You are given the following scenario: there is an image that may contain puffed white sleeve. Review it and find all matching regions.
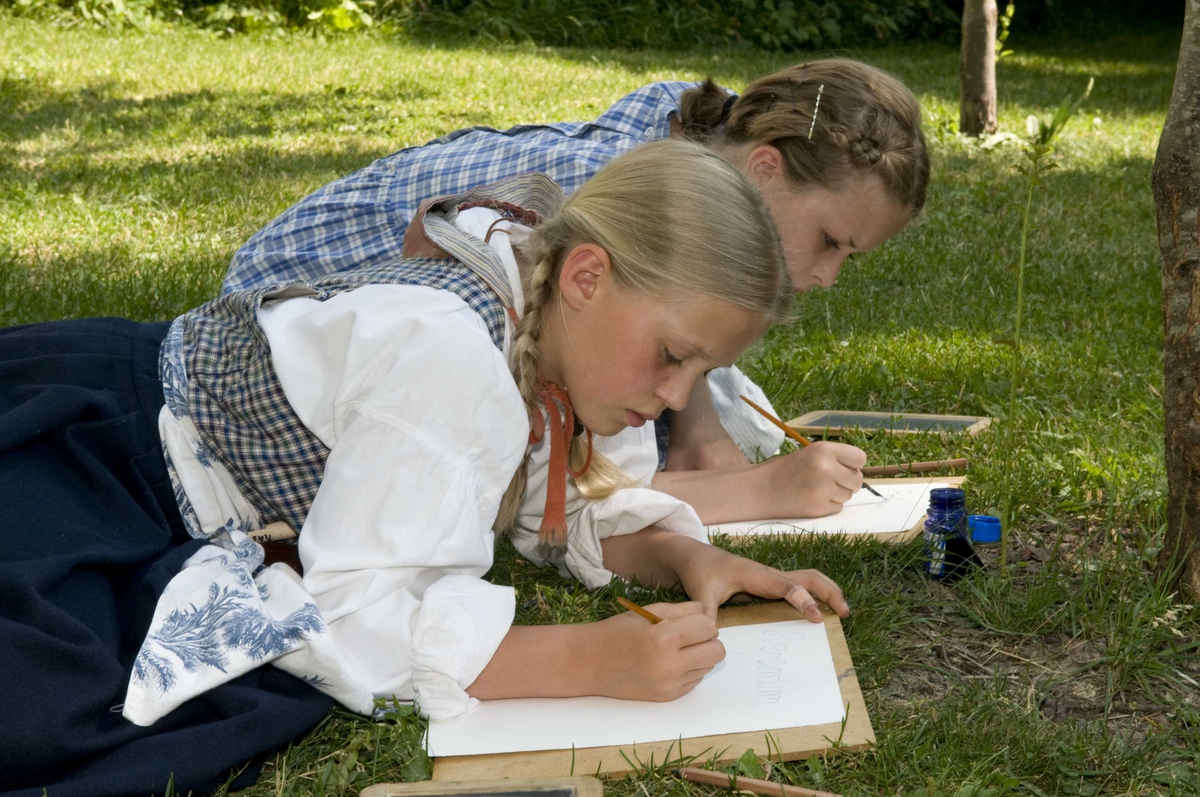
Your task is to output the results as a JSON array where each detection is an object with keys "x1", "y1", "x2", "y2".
[
  {"x1": 706, "y1": 364, "x2": 786, "y2": 461},
  {"x1": 509, "y1": 421, "x2": 709, "y2": 589},
  {"x1": 260, "y1": 284, "x2": 529, "y2": 720}
]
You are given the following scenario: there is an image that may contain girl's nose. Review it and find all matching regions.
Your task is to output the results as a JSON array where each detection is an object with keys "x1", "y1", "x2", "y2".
[
  {"x1": 812, "y1": 255, "x2": 845, "y2": 288},
  {"x1": 656, "y1": 375, "x2": 693, "y2": 412}
]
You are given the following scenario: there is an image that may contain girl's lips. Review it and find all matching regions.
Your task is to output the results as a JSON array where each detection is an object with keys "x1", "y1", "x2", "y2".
[{"x1": 625, "y1": 410, "x2": 647, "y2": 428}]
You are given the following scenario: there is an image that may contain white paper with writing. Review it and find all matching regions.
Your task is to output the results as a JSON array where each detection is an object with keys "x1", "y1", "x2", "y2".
[
  {"x1": 426, "y1": 620, "x2": 844, "y2": 757},
  {"x1": 706, "y1": 481, "x2": 949, "y2": 538}
]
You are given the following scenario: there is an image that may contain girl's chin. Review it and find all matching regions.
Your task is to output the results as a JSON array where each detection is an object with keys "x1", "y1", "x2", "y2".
[{"x1": 575, "y1": 411, "x2": 628, "y2": 438}]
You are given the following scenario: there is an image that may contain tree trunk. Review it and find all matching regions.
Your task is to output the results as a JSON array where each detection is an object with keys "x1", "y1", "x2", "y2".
[
  {"x1": 959, "y1": 0, "x2": 998, "y2": 136},
  {"x1": 1154, "y1": 0, "x2": 1200, "y2": 603}
]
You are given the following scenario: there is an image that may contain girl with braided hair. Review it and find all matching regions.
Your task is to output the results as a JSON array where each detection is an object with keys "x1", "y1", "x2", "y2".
[
  {"x1": 227, "y1": 58, "x2": 930, "y2": 527},
  {"x1": 0, "y1": 140, "x2": 848, "y2": 796},
  {"x1": 652, "y1": 59, "x2": 928, "y2": 523}
]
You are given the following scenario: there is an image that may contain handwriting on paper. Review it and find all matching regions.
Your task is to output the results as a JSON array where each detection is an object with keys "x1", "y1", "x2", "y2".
[{"x1": 754, "y1": 628, "x2": 808, "y2": 705}]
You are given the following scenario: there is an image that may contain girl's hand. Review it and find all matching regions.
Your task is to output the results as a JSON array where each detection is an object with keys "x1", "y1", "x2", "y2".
[
  {"x1": 585, "y1": 601, "x2": 724, "y2": 702},
  {"x1": 760, "y1": 441, "x2": 867, "y2": 518},
  {"x1": 672, "y1": 540, "x2": 850, "y2": 624}
]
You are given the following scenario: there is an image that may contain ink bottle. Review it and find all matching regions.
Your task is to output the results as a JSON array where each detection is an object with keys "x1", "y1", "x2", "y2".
[{"x1": 923, "y1": 487, "x2": 981, "y2": 582}]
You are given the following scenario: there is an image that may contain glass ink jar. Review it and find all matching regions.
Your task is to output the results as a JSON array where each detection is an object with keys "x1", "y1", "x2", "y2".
[{"x1": 923, "y1": 487, "x2": 981, "y2": 581}]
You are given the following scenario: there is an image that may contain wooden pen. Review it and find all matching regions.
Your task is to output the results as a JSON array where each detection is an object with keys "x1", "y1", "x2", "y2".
[
  {"x1": 615, "y1": 596, "x2": 662, "y2": 624},
  {"x1": 739, "y1": 396, "x2": 884, "y2": 499}
]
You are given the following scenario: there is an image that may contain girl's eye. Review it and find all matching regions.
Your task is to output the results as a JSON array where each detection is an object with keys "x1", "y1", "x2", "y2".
[
  {"x1": 662, "y1": 348, "x2": 684, "y2": 367},
  {"x1": 823, "y1": 232, "x2": 841, "y2": 250}
]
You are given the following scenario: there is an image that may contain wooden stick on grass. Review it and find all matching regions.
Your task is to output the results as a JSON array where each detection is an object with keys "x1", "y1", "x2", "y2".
[
  {"x1": 676, "y1": 766, "x2": 842, "y2": 797},
  {"x1": 860, "y1": 458, "x2": 969, "y2": 477}
]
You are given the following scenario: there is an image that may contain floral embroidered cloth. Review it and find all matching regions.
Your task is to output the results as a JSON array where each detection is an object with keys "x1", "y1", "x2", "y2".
[{"x1": 124, "y1": 529, "x2": 375, "y2": 726}]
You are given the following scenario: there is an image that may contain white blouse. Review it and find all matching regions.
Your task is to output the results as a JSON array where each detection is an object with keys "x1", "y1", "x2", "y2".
[{"x1": 135, "y1": 208, "x2": 726, "y2": 726}]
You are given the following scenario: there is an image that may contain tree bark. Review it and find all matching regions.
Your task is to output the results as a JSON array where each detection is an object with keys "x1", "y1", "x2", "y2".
[
  {"x1": 1153, "y1": 0, "x2": 1200, "y2": 603},
  {"x1": 959, "y1": 0, "x2": 998, "y2": 136}
]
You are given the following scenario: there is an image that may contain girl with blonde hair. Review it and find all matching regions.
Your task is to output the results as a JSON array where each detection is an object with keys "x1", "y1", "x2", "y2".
[
  {"x1": 227, "y1": 58, "x2": 930, "y2": 526},
  {"x1": 0, "y1": 140, "x2": 847, "y2": 796}
]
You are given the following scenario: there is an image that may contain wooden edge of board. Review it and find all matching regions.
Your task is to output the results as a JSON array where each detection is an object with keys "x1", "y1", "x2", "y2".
[
  {"x1": 362, "y1": 777, "x2": 604, "y2": 797},
  {"x1": 787, "y1": 411, "x2": 992, "y2": 438},
  {"x1": 714, "y1": 475, "x2": 966, "y2": 546},
  {"x1": 431, "y1": 605, "x2": 873, "y2": 781}
]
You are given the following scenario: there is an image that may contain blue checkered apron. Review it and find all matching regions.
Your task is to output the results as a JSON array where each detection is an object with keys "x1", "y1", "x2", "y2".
[{"x1": 172, "y1": 173, "x2": 564, "y2": 533}]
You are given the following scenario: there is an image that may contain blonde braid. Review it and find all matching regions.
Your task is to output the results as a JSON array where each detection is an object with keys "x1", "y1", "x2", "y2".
[
  {"x1": 494, "y1": 221, "x2": 633, "y2": 534},
  {"x1": 493, "y1": 241, "x2": 556, "y2": 533}
]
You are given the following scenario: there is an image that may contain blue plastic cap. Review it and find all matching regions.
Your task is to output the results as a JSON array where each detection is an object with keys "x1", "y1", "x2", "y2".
[{"x1": 968, "y1": 515, "x2": 1002, "y2": 543}]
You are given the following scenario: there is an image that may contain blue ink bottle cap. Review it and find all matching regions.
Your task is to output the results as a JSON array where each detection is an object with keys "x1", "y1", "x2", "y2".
[{"x1": 968, "y1": 515, "x2": 1002, "y2": 544}]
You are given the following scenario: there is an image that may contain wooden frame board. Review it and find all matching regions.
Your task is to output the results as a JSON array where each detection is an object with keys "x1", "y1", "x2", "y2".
[
  {"x1": 431, "y1": 603, "x2": 873, "y2": 781},
  {"x1": 788, "y1": 411, "x2": 992, "y2": 438},
  {"x1": 362, "y1": 776, "x2": 603, "y2": 797},
  {"x1": 716, "y1": 475, "x2": 966, "y2": 546}
]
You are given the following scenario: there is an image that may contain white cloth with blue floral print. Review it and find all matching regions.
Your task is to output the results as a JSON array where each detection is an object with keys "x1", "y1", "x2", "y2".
[{"x1": 124, "y1": 530, "x2": 365, "y2": 724}]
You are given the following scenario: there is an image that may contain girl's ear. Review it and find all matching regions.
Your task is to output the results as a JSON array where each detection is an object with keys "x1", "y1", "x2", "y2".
[
  {"x1": 558, "y1": 244, "x2": 611, "y2": 310},
  {"x1": 744, "y1": 144, "x2": 786, "y2": 189}
]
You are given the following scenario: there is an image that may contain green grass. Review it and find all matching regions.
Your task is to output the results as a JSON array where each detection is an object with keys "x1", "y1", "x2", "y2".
[{"x1": 3, "y1": 16, "x2": 1199, "y2": 797}]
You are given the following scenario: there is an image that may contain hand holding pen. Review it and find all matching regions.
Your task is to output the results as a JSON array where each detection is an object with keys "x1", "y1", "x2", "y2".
[{"x1": 740, "y1": 396, "x2": 884, "y2": 500}]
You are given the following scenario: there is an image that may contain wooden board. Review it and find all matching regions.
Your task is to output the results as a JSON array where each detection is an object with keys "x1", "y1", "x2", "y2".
[
  {"x1": 788, "y1": 411, "x2": 992, "y2": 438},
  {"x1": 431, "y1": 603, "x2": 873, "y2": 781},
  {"x1": 362, "y1": 777, "x2": 603, "y2": 797},
  {"x1": 715, "y1": 475, "x2": 965, "y2": 546}
]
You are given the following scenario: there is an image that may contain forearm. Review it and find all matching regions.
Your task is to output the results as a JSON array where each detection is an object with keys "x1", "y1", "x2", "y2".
[
  {"x1": 599, "y1": 526, "x2": 704, "y2": 588},
  {"x1": 662, "y1": 378, "x2": 749, "y2": 472},
  {"x1": 466, "y1": 624, "x2": 594, "y2": 699},
  {"x1": 654, "y1": 445, "x2": 863, "y2": 524},
  {"x1": 651, "y1": 465, "x2": 769, "y2": 525}
]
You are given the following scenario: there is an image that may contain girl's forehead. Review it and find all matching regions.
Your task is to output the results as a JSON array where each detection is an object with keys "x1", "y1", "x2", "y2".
[
  {"x1": 781, "y1": 175, "x2": 909, "y2": 244},
  {"x1": 630, "y1": 294, "x2": 768, "y2": 351}
]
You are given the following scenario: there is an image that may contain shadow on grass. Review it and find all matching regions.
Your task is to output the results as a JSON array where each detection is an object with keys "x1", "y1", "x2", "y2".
[
  {"x1": 5, "y1": 140, "x2": 392, "y2": 211},
  {"x1": 0, "y1": 242, "x2": 227, "y2": 325},
  {"x1": 396, "y1": 26, "x2": 1177, "y2": 117},
  {"x1": 0, "y1": 31, "x2": 1174, "y2": 175},
  {"x1": 0, "y1": 74, "x2": 440, "y2": 147}
]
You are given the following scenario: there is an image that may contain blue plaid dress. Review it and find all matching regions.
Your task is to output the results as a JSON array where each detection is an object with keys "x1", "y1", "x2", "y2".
[{"x1": 222, "y1": 81, "x2": 696, "y2": 294}]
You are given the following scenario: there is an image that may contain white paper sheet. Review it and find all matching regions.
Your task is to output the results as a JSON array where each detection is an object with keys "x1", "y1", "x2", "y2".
[
  {"x1": 706, "y1": 481, "x2": 949, "y2": 538},
  {"x1": 426, "y1": 619, "x2": 845, "y2": 758}
]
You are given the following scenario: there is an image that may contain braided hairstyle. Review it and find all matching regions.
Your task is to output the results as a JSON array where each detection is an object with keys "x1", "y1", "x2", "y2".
[
  {"x1": 493, "y1": 139, "x2": 793, "y2": 533},
  {"x1": 677, "y1": 59, "x2": 929, "y2": 215}
]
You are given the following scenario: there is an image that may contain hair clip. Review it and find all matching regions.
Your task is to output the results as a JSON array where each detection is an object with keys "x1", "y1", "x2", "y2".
[
  {"x1": 808, "y1": 83, "x2": 825, "y2": 139},
  {"x1": 766, "y1": 93, "x2": 776, "y2": 113}
]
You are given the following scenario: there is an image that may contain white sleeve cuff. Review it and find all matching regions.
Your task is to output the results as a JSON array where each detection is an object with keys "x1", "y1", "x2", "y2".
[
  {"x1": 410, "y1": 575, "x2": 516, "y2": 721},
  {"x1": 514, "y1": 487, "x2": 709, "y2": 590},
  {"x1": 707, "y1": 365, "x2": 786, "y2": 460}
]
